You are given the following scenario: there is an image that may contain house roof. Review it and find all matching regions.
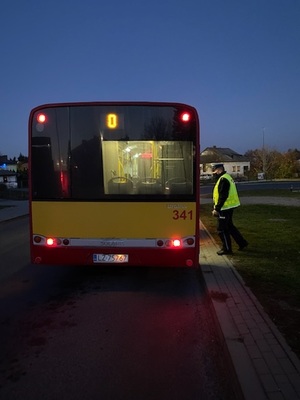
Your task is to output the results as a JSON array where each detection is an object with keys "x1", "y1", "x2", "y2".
[
  {"x1": 0, "y1": 155, "x2": 8, "y2": 164},
  {"x1": 0, "y1": 155, "x2": 17, "y2": 167},
  {"x1": 200, "y1": 146, "x2": 249, "y2": 164}
]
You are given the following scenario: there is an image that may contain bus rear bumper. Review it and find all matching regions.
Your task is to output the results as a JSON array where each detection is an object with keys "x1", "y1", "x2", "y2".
[{"x1": 31, "y1": 247, "x2": 199, "y2": 268}]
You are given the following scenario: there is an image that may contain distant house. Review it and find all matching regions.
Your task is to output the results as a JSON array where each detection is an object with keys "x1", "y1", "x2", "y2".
[
  {"x1": 0, "y1": 155, "x2": 18, "y2": 172},
  {"x1": 0, "y1": 155, "x2": 18, "y2": 188},
  {"x1": 200, "y1": 146, "x2": 250, "y2": 179},
  {"x1": 0, "y1": 170, "x2": 18, "y2": 189}
]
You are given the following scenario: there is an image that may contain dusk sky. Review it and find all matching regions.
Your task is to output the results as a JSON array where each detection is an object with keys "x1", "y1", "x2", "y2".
[{"x1": 1, "y1": 0, "x2": 299, "y2": 159}]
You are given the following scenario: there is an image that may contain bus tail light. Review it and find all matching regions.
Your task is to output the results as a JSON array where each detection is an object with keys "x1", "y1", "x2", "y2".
[
  {"x1": 46, "y1": 238, "x2": 55, "y2": 246},
  {"x1": 46, "y1": 238, "x2": 61, "y2": 246},
  {"x1": 156, "y1": 237, "x2": 194, "y2": 248},
  {"x1": 33, "y1": 235, "x2": 69, "y2": 247},
  {"x1": 164, "y1": 239, "x2": 182, "y2": 248},
  {"x1": 172, "y1": 239, "x2": 181, "y2": 247},
  {"x1": 156, "y1": 239, "x2": 181, "y2": 248}
]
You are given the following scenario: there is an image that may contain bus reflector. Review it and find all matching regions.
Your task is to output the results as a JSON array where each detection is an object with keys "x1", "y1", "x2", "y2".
[{"x1": 186, "y1": 259, "x2": 193, "y2": 267}]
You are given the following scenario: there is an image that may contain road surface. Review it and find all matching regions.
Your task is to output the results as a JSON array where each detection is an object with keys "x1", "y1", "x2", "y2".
[{"x1": 0, "y1": 217, "x2": 237, "y2": 400}]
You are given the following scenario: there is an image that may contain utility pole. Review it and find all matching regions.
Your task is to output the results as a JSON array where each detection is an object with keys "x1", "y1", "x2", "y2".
[{"x1": 262, "y1": 127, "x2": 266, "y2": 178}]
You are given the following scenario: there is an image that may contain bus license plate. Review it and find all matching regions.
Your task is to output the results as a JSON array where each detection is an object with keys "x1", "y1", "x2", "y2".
[{"x1": 93, "y1": 254, "x2": 129, "y2": 263}]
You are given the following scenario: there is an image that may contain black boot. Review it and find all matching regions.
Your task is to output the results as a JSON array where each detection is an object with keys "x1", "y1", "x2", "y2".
[
  {"x1": 238, "y1": 241, "x2": 248, "y2": 251},
  {"x1": 217, "y1": 249, "x2": 233, "y2": 256}
]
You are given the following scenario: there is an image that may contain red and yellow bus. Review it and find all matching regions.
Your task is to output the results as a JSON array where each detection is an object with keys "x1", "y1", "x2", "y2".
[{"x1": 29, "y1": 102, "x2": 200, "y2": 267}]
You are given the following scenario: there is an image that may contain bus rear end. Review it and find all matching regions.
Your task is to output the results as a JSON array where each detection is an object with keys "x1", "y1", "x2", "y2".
[{"x1": 29, "y1": 102, "x2": 200, "y2": 267}]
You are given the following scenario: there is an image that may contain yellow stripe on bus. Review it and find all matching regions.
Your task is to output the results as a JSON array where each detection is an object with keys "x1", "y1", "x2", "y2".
[{"x1": 32, "y1": 202, "x2": 197, "y2": 238}]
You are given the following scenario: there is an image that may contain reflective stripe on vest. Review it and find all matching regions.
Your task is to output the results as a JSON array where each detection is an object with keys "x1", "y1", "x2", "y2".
[{"x1": 213, "y1": 173, "x2": 240, "y2": 210}]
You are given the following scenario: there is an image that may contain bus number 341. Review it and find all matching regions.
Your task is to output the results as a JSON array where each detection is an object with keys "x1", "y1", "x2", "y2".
[{"x1": 172, "y1": 210, "x2": 193, "y2": 220}]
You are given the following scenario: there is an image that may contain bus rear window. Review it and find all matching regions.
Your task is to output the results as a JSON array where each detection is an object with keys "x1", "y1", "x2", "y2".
[
  {"x1": 103, "y1": 141, "x2": 193, "y2": 195},
  {"x1": 30, "y1": 104, "x2": 197, "y2": 200}
]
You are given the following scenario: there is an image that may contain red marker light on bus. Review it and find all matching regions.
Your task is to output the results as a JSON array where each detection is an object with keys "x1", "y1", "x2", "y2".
[
  {"x1": 186, "y1": 259, "x2": 193, "y2": 267},
  {"x1": 37, "y1": 113, "x2": 47, "y2": 123},
  {"x1": 180, "y1": 112, "x2": 191, "y2": 122}
]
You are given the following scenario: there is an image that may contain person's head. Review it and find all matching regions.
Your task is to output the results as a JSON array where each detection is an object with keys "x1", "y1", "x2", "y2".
[{"x1": 211, "y1": 163, "x2": 225, "y2": 177}]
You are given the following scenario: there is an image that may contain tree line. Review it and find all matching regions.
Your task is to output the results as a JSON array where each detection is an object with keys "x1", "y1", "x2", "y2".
[{"x1": 245, "y1": 148, "x2": 300, "y2": 180}]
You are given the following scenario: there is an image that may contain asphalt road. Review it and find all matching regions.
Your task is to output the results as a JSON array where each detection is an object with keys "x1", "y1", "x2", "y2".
[
  {"x1": 0, "y1": 216, "x2": 29, "y2": 280},
  {"x1": 0, "y1": 217, "x2": 237, "y2": 400}
]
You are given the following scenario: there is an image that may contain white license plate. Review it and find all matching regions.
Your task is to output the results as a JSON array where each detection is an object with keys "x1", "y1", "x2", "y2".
[{"x1": 93, "y1": 254, "x2": 129, "y2": 263}]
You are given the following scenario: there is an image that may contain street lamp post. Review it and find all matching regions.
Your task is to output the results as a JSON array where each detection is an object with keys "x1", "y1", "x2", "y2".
[{"x1": 262, "y1": 127, "x2": 266, "y2": 177}]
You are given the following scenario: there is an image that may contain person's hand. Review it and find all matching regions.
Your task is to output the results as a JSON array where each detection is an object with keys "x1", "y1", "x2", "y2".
[{"x1": 212, "y1": 209, "x2": 219, "y2": 217}]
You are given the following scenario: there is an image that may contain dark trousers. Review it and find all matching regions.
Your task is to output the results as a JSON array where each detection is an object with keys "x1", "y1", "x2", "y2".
[{"x1": 217, "y1": 208, "x2": 246, "y2": 251}]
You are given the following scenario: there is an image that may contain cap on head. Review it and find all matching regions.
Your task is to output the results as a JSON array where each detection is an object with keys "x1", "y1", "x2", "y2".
[{"x1": 211, "y1": 163, "x2": 224, "y2": 173}]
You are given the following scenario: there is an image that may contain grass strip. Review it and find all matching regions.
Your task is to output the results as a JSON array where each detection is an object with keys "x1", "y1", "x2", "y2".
[{"x1": 200, "y1": 201, "x2": 300, "y2": 357}]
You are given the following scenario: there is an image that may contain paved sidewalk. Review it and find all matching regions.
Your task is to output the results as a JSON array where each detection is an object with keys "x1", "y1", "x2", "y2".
[
  {"x1": 0, "y1": 199, "x2": 29, "y2": 222},
  {"x1": 200, "y1": 220, "x2": 300, "y2": 400}
]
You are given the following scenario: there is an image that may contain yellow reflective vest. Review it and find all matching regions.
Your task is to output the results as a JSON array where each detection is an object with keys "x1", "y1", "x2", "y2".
[{"x1": 213, "y1": 173, "x2": 240, "y2": 210}]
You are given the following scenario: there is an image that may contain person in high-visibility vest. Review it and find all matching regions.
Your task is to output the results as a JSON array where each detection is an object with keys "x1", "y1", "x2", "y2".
[{"x1": 211, "y1": 163, "x2": 248, "y2": 255}]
